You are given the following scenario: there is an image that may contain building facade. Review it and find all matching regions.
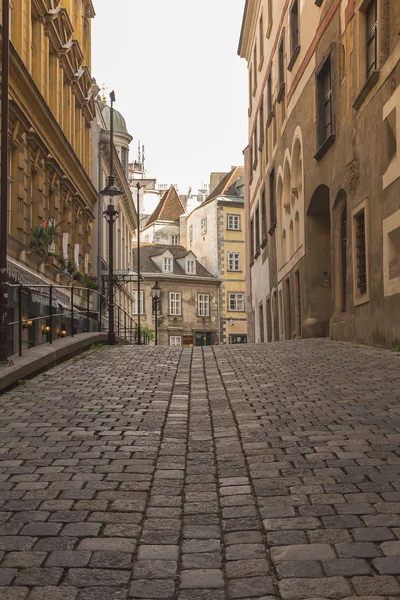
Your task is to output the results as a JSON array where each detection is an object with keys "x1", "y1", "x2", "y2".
[
  {"x1": 91, "y1": 97, "x2": 138, "y2": 324},
  {"x1": 185, "y1": 167, "x2": 248, "y2": 344},
  {"x1": 140, "y1": 186, "x2": 185, "y2": 247},
  {"x1": 5, "y1": 0, "x2": 98, "y2": 355},
  {"x1": 132, "y1": 245, "x2": 220, "y2": 346},
  {"x1": 239, "y1": 0, "x2": 400, "y2": 347}
]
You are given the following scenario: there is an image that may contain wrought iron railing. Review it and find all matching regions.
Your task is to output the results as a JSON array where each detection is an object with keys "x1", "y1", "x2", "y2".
[{"x1": 6, "y1": 283, "x2": 149, "y2": 358}]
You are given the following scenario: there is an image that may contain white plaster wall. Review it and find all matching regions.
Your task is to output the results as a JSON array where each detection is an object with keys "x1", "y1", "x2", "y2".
[{"x1": 186, "y1": 202, "x2": 219, "y2": 277}]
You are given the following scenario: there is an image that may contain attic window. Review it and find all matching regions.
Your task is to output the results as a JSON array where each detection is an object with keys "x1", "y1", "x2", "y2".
[
  {"x1": 186, "y1": 259, "x2": 196, "y2": 275},
  {"x1": 163, "y1": 257, "x2": 173, "y2": 273}
]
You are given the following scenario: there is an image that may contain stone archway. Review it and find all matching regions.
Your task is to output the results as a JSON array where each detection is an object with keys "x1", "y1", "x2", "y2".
[{"x1": 304, "y1": 184, "x2": 332, "y2": 337}]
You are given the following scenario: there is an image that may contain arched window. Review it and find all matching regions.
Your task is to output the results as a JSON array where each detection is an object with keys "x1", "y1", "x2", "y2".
[
  {"x1": 282, "y1": 229, "x2": 287, "y2": 265},
  {"x1": 289, "y1": 220, "x2": 294, "y2": 257},
  {"x1": 295, "y1": 211, "x2": 300, "y2": 250}
]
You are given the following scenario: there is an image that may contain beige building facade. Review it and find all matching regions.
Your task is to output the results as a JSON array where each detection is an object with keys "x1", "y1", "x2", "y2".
[
  {"x1": 239, "y1": 0, "x2": 400, "y2": 347},
  {"x1": 5, "y1": 0, "x2": 98, "y2": 355},
  {"x1": 185, "y1": 168, "x2": 248, "y2": 344},
  {"x1": 132, "y1": 245, "x2": 220, "y2": 346}
]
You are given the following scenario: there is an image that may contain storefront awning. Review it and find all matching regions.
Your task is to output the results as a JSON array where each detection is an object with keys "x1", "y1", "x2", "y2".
[{"x1": 7, "y1": 258, "x2": 71, "y2": 309}]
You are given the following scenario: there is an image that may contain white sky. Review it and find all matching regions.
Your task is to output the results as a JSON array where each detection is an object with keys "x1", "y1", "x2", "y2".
[{"x1": 91, "y1": 0, "x2": 248, "y2": 194}]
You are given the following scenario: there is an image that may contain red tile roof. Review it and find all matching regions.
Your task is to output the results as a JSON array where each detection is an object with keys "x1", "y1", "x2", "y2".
[{"x1": 146, "y1": 186, "x2": 185, "y2": 227}]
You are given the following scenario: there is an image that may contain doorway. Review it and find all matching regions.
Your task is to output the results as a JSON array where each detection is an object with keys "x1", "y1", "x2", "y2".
[
  {"x1": 306, "y1": 185, "x2": 332, "y2": 336},
  {"x1": 195, "y1": 332, "x2": 212, "y2": 346}
]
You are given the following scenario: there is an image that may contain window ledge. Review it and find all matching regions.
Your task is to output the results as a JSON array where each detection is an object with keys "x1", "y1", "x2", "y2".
[
  {"x1": 287, "y1": 46, "x2": 300, "y2": 72},
  {"x1": 260, "y1": 238, "x2": 268, "y2": 249},
  {"x1": 268, "y1": 222, "x2": 277, "y2": 235},
  {"x1": 314, "y1": 133, "x2": 336, "y2": 161},
  {"x1": 353, "y1": 70, "x2": 379, "y2": 111},
  {"x1": 266, "y1": 110, "x2": 274, "y2": 127},
  {"x1": 277, "y1": 82, "x2": 285, "y2": 104}
]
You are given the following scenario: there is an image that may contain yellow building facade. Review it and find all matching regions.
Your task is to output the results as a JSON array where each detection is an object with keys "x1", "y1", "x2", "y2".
[
  {"x1": 186, "y1": 167, "x2": 248, "y2": 344},
  {"x1": 4, "y1": 0, "x2": 98, "y2": 354}
]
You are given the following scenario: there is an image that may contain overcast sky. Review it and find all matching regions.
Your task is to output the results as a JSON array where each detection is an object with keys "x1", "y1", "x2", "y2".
[{"x1": 92, "y1": 0, "x2": 248, "y2": 194}]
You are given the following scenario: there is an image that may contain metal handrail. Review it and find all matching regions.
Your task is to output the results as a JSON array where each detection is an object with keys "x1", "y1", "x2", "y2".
[{"x1": 6, "y1": 282, "x2": 149, "y2": 357}]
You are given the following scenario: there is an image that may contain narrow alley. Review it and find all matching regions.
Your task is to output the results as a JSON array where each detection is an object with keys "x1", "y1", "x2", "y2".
[{"x1": 0, "y1": 340, "x2": 399, "y2": 599}]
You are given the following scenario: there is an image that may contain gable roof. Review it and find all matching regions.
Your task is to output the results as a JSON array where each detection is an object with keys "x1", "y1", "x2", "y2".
[
  {"x1": 133, "y1": 245, "x2": 215, "y2": 279},
  {"x1": 206, "y1": 166, "x2": 244, "y2": 203},
  {"x1": 145, "y1": 186, "x2": 185, "y2": 227}
]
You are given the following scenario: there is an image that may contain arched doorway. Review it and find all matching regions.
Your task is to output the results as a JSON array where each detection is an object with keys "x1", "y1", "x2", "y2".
[{"x1": 304, "y1": 185, "x2": 332, "y2": 337}]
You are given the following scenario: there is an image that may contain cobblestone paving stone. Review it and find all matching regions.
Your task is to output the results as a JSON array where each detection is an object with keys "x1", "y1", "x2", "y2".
[{"x1": 0, "y1": 339, "x2": 399, "y2": 599}]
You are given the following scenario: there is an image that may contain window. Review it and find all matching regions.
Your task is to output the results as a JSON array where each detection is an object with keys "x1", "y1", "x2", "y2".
[
  {"x1": 189, "y1": 226, "x2": 193, "y2": 243},
  {"x1": 267, "y1": 70, "x2": 273, "y2": 123},
  {"x1": 253, "y1": 44, "x2": 257, "y2": 90},
  {"x1": 259, "y1": 13, "x2": 264, "y2": 66},
  {"x1": 267, "y1": 0, "x2": 273, "y2": 38},
  {"x1": 261, "y1": 188, "x2": 267, "y2": 245},
  {"x1": 227, "y1": 252, "x2": 241, "y2": 271},
  {"x1": 229, "y1": 293, "x2": 245, "y2": 312},
  {"x1": 198, "y1": 294, "x2": 210, "y2": 317},
  {"x1": 255, "y1": 205, "x2": 260, "y2": 255},
  {"x1": 186, "y1": 259, "x2": 196, "y2": 274},
  {"x1": 278, "y1": 31, "x2": 285, "y2": 102},
  {"x1": 259, "y1": 99, "x2": 264, "y2": 149},
  {"x1": 171, "y1": 235, "x2": 179, "y2": 246},
  {"x1": 163, "y1": 257, "x2": 173, "y2": 273},
  {"x1": 366, "y1": 0, "x2": 377, "y2": 79},
  {"x1": 201, "y1": 218, "x2": 207, "y2": 235},
  {"x1": 170, "y1": 336, "x2": 182, "y2": 346},
  {"x1": 169, "y1": 292, "x2": 182, "y2": 315},
  {"x1": 288, "y1": 0, "x2": 300, "y2": 71},
  {"x1": 269, "y1": 167, "x2": 276, "y2": 233},
  {"x1": 355, "y1": 209, "x2": 367, "y2": 295},
  {"x1": 120, "y1": 147, "x2": 128, "y2": 175},
  {"x1": 74, "y1": 244, "x2": 79, "y2": 267},
  {"x1": 249, "y1": 67, "x2": 253, "y2": 112},
  {"x1": 227, "y1": 214, "x2": 241, "y2": 230},
  {"x1": 315, "y1": 51, "x2": 334, "y2": 157},
  {"x1": 250, "y1": 217, "x2": 255, "y2": 260},
  {"x1": 133, "y1": 291, "x2": 145, "y2": 315},
  {"x1": 253, "y1": 123, "x2": 258, "y2": 170}
]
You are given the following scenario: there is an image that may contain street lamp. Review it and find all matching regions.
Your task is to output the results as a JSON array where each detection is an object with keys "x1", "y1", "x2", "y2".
[
  {"x1": 152, "y1": 281, "x2": 162, "y2": 346},
  {"x1": 101, "y1": 91, "x2": 122, "y2": 346}
]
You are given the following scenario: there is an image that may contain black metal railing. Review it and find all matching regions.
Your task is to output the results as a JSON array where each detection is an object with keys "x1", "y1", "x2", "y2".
[{"x1": 6, "y1": 283, "x2": 149, "y2": 358}]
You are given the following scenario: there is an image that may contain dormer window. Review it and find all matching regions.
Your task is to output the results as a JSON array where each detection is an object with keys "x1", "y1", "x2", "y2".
[
  {"x1": 186, "y1": 259, "x2": 196, "y2": 275},
  {"x1": 163, "y1": 257, "x2": 173, "y2": 273}
]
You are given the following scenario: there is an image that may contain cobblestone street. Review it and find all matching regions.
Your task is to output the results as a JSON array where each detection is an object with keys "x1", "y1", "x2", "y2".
[{"x1": 0, "y1": 339, "x2": 399, "y2": 599}]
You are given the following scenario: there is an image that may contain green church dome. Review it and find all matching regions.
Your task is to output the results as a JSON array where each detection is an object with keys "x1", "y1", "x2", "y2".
[{"x1": 102, "y1": 104, "x2": 129, "y2": 135}]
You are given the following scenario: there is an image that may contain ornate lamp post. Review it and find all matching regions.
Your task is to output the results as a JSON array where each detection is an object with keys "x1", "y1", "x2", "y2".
[
  {"x1": 0, "y1": 0, "x2": 10, "y2": 363},
  {"x1": 152, "y1": 281, "x2": 161, "y2": 346},
  {"x1": 101, "y1": 91, "x2": 122, "y2": 346}
]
